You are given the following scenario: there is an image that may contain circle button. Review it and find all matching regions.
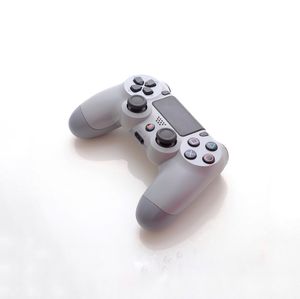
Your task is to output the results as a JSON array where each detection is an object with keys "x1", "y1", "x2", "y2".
[
  {"x1": 156, "y1": 128, "x2": 177, "y2": 148},
  {"x1": 127, "y1": 95, "x2": 147, "y2": 113},
  {"x1": 184, "y1": 150, "x2": 197, "y2": 160},
  {"x1": 188, "y1": 137, "x2": 200, "y2": 147},
  {"x1": 202, "y1": 154, "x2": 215, "y2": 164},
  {"x1": 205, "y1": 142, "x2": 218, "y2": 151}
]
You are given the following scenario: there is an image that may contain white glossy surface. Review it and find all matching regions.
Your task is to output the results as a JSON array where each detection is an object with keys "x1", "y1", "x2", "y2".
[{"x1": 0, "y1": 1, "x2": 300, "y2": 298}]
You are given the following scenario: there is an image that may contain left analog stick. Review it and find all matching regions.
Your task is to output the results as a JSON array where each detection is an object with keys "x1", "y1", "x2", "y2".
[{"x1": 127, "y1": 95, "x2": 147, "y2": 113}]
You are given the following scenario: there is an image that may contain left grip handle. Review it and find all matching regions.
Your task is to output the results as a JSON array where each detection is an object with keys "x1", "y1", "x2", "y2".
[{"x1": 69, "y1": 84, "x2": 128, "y2": 138}]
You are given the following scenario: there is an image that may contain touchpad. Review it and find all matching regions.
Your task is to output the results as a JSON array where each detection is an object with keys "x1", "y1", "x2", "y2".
[{"x1": 152, "y1": 96, "x2": 204, "y2": 136}]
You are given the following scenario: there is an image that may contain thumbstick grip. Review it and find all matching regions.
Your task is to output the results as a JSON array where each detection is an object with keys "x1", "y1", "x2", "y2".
[
  {"x1": 127, "y1": 95, "x2": 147, "y2": 113},
  {"x1": 156, "y1": 128, "x2": 177, "y2": 148}
]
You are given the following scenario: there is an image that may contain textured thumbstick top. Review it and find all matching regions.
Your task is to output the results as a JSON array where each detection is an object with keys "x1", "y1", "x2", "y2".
[
  {"x1": 156, "y1": 128, "x2": 177, "y2": 148},
  {"x1": 127, "y1": 95, "x2": 147, "y2": 113}
]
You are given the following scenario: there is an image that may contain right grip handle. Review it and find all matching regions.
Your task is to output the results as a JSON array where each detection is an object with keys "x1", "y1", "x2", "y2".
[{"x1": 136, "y1": 149, "x2": 228, "y2": 230}]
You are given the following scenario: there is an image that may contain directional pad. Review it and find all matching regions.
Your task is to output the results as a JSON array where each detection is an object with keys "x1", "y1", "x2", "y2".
[{"x1": 130, "y1": 77, "x2": 157, "y2": 96}]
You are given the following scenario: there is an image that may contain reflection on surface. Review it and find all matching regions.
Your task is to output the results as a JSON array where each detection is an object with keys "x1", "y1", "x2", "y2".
[{"x1": 73, "y1": 128, "x2": 158, "y2": 187}]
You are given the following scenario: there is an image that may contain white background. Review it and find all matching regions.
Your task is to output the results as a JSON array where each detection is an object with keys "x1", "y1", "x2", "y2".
[{"x1": 0, "y1": 0, "x2": 300, "y2": 298}]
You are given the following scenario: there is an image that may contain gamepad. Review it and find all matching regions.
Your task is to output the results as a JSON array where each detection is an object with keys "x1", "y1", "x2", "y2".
[{"x1": 69, "y1": 75, "x2": 229, "y2": 230}]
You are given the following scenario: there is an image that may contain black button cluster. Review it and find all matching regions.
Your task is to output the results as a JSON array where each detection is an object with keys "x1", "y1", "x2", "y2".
[{"x1": 130, "y1": 77, "x2": 157, "y2": 96}]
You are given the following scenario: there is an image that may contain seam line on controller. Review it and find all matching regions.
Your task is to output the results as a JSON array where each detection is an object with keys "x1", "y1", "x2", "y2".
[
  {"x1": 79, "y1": 106, "x2": 118, "y2": 132},
  {"x1": 143, "y1": 195, "x2": 175, "y2": 216}
]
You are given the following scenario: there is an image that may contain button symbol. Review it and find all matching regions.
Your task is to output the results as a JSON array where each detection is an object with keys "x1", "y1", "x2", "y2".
[
  {"x1": 205, "y1": 142, "x2": 218, "y2": 151},
  {"x1": 202, "y1": 154, "x2": 215, "y2": 164},
  {"x1": 184, "y1": 150, "x2": 197, "y2": 160},
  {"x1": 188, "y1": 137, "x2": 200, "y2": 147}
]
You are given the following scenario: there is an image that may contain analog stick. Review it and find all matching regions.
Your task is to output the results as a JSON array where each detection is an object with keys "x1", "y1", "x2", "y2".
[
  {"x1": 156, "y1": 128, "x2": 177, "y2": 148},
  {"x1": 127, "y1": 95, "x2": 147, "y2": 113}
]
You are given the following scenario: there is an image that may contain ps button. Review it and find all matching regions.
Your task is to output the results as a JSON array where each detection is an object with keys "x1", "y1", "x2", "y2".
[
  {"x1": 133, "y1": 76, "x2": 144, "y2": 85},
  {"x1": 143, "y1": 87, "x2": 154, "y2": 95},
  {"x1": 145, "y1": 79, "x2": 156, "y2": 88},
  {"x1": 188, "y1": 137, "x2": 200, "y2": 147},
  {"x1": 145, "y1": 123, "x2": 155, "y2": 132},
  {"x1": 184, "y1": 150, "x2": 197, "y2": 160},
  {"x1": 130, "y1": 84, "x2": 142, "y2": 93},
  {"x1": 205, "y1": 142, "x2": 218, "y2": 151},
  {"x1": 202, "y1": 154, "x2": 215, "y2": 164},
  {"x1": 161, "y1": 90, "x2": 170, "y2": 96},
  {"x1": 199, "y1": 131, "x2": 209, "y2": 137}
]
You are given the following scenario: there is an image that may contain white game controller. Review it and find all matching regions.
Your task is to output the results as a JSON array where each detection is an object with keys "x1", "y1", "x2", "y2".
[{"x1": 69, "y1": 75, "x2": 229, "y2": 230}]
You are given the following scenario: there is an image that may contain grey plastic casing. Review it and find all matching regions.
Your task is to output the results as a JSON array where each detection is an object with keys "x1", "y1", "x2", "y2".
[{"x1": 69, "y1": 75, "x2": 229, "y2": 230}]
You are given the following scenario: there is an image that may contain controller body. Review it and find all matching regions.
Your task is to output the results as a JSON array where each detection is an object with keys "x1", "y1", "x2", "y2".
[{"x1": 69, "y1": 75, "x2": 229, "y2": 230}]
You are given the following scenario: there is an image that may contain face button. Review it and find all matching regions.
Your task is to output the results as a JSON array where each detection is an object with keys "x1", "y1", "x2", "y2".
[
  {"x1": 205, "y1": 142, "x2": 218, "y2": 151},
  {"x1": 130, "y1": 84, "x2": 142, "y2": 93},
  {"x1": 188, "y1": 137, "x2": 200, "y2": 147},
  {"x1": 143, "y1": 87, "x2": 154, "y2": 95},
  {"x1": 156, "y1": 128, "x2": 177, "y2": 148},
  {"x1": 184, "y1": 149, "x2": 197, "y2": 160},
  {"x1": 161, "y1": 90, "x2": 170, "y2": 96},
  {"x1": 145, "y1": 123, "x2": 155, "y2": 132},
  {"x1": 199, "y1": 131, "x2": 209, "y2": 137},
  {"x1": 202, "y1": 153, "x2": 215, "y2": 164},
  {"x1": 145, "y1": 79, "x2": 156, "y2": 88},
  {"x1": 133, "y1": 76, "x2": 144, "y2": 85},
  {"x1": 127, "y1": 95, "x2": 147, "y2": 113}
]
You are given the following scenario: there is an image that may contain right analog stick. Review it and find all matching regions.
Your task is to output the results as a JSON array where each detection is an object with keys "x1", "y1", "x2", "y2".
[
  {"x1": 127, "y1": 95, "x2": 147, "y2": 113},
  {"x1": 156, "y1": 128, "x2": 177, "y2": 148}
]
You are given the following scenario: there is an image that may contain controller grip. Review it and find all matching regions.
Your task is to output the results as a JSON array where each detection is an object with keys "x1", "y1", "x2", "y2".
[
  {"x1": 69, "y1": 84, "x2": 128, "y2": 138},
  {"x1": 136, "y1": 150, "x2": 228, "y2": 230}
]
